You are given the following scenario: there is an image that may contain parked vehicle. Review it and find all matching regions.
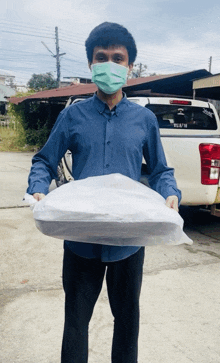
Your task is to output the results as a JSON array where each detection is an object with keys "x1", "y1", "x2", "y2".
[{"x1": 56, "y1": 96, "x2": 220, "y2": 217}]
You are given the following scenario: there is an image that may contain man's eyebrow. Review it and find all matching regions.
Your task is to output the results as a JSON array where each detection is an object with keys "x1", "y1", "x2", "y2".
[
  {"x1": 95, "y1": 50, "x2": 125, "y2": 56},
  {"x1": 95, "y1": 51, "x2": 106, "y2": 55},
  {"x1": 94, "y1": 51, "x2": 107, "y2": 57},
  {"x1": 113, "y1": 53, "x2": 125, "y2": 57}
]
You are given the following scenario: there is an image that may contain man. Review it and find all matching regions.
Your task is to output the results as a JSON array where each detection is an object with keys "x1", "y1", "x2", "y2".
[{"x1": 27, "y1": 22, "x2": 181, "y2": 363}]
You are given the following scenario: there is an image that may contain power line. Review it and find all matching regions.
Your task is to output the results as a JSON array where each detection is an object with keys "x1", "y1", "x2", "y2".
[
  {"x1": 2, "y1": 29, "x2": 85, "y2": 47},
  {"x1": 2, "y1": 30, "x2": 55, "y2": 40},
  {"x1": 3, "y1": 20, "x2": 218, "y2": 66},
  {"x1": 0, "y1": 18, "x2": 56, "y2": 33},
  {"x1": 1, "y1": 49, "x2": 48, "y2": 55},
  {"x1": 59, "y1": 30, "x2": 86, "y2": 42},
  {"x1": 3, "y1": 23, "x2": 215, "y2": 67},
  {"x1": 1, "y1": 25, "x2": 53, "y2": 38},
  {"x1": 137, "y1": 49, "x2": 214, "y2": 64},
  {"x1": 1, "y1": 20, "x2": 86, "y2": 45},
  {"x1": 136, "y1": 51, "x2": 211, "y2": 67},
  {"x1": 58, "y1": 38, "x2": 84, "y2": 46},
  {"x1": 135, "y1": 56, "x2": 199, "y2": 70},
  {"x1": 2, "y1": 21, "x2": 220, "y2": 83},
  {"x1": 0, "y1": 49, "x2": 210, "y2": 70}
]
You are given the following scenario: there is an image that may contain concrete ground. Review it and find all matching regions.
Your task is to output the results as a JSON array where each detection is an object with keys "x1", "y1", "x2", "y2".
[{"x1": 0, "y1": 152, "x2": 220, "y2": 363}]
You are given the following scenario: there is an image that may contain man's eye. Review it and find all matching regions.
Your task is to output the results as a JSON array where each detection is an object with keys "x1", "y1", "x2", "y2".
[
  {"x1": 96, "y1": 55, "x2": 106, "y2": 62},
  {"x1": 114, "y1": 57, "x2": 123, "y2": 63}
]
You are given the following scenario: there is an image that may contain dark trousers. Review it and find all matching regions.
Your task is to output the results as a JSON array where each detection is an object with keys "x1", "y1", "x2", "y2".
[{"x1": 61, "y1": 247, "x2": 145, "y2": 363}]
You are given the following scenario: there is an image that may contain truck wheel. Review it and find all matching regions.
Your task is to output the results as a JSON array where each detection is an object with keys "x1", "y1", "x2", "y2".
[{"x1": 56, "y1": 161, "x2": 68, "y2": 187}]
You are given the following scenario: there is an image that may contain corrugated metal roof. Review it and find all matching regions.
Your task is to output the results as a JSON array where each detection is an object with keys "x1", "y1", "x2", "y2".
[
  {"x1": 9, "y1": 70, "x2": 210, "y2": 104},
  {"x1": 125, "y1": 69, "x2": 211, "y2": 98},
  {"x1": 0, "y1": 84, "x2": 16, "y2": 103},
  {"x1": 193, "y1": 73, "x2": 220, "y2": 90},
  {"x1": 192, "y1": 73, "x2": 220, "y2": 100},
  {"x1": 9, "y1": 83, "x2": 97, "y2": 104}
]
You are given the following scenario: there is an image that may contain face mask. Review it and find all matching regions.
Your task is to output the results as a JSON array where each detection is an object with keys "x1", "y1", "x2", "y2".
[{"x1": 91, "y1": 61, "x2": 129, "y2": 94}]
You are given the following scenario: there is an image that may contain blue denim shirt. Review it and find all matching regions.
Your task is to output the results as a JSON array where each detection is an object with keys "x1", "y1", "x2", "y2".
[{"x1": 27, "y1": 93, "x2": 181, "y2": 262}]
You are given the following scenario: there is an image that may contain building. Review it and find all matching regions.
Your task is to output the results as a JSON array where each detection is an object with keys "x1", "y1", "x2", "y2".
[
  {"x1": 60, "y1": 77, "x2": 92, "y2": 88},
  {"x1": 0, "y1": 69, "x2": 16, "y2": 87},
  {"x1": 9, "y1": 69, "x2": 211, "y2": 106},
  {"x1": 0, "y1": 84, "x2": 16, "y2": 115}
]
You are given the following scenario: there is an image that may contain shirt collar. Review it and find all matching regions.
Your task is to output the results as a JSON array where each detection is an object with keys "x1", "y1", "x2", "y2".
[{"x1": 93, "y1": 92, "x2": 128, "y2": 116}]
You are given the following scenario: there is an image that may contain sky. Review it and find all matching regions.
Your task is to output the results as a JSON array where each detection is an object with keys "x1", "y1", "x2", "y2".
[{"x1": 1, "y1": 0, "x2": 220, "y2": 85}]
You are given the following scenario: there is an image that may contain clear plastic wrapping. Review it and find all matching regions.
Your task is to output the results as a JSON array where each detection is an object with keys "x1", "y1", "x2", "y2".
[{"x1": 25, "y1": 174, "x2": 192, "y2": 246}]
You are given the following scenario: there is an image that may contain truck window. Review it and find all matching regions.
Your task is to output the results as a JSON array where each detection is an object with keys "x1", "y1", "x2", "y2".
[{"x1": 146, "y1": 105, "x2": 217, "y2": 130}]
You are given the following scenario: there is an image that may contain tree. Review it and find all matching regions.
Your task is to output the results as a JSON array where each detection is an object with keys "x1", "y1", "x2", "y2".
[
  {"x1": 6, "y1": 77, "x2": 16, "y2": 89},
  {"x1": 27, "y1": 72, "x2": 58, "y2": 91},
  {"x1": 129, "y1": 63, "x2": 148, "y2": 78}
]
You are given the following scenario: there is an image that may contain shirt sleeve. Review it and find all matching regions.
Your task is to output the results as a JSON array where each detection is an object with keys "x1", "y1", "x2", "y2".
[
  {"x1": 143, "y1": 113, "x2": 182, "y2": 204},
  {"x1": 27, "y1": 109, "x2": 70, "y2": 195}
]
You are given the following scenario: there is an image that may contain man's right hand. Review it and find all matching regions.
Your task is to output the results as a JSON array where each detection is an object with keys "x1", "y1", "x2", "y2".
[{"x1": 33, "y1": 193, "x2": 46, "y2": 201}]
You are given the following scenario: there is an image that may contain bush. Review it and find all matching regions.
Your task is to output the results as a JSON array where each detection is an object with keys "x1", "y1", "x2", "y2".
[
  {"x1": 8, "y1": 101, "x2": 50, "y2": 148},
  {"x1": 8, "y1": 91, "x2": 64, "y2": 149},
  {"x1": 7, "y1": 102, "x2": 27, "y2": 148}
]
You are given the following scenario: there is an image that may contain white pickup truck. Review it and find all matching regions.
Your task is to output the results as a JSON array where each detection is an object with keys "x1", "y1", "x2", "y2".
[{"x1": 57, "y1": 96, "x2": 220, "y2": 217}]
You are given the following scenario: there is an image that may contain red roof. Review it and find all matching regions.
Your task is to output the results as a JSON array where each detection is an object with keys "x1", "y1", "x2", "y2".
[
  {"x1": 126, "y1": 73, "x2": 184, "y2": 86},
  {"x1": 9, "y1": 73, "x2": 186, "y2": 105},
  {"x1": 9, "y1": 83, "x2": 97, "y2": 105},
  {"x1": 9, "y1": 70, "x2": 209, "y2": 104}
]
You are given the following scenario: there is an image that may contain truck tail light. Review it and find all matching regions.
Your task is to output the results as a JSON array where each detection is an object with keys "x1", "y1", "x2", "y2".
[
  {"x1": 169, "y1": 100, "x2": 192, "y2": 105},
  {"x1": 199, "y1": 143, "x2": 220, "y2": 185}
]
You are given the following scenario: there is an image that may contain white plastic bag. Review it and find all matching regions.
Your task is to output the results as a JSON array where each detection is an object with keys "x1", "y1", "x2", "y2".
[{"x1": 26, "y1": 173, "x2": 192, "y2": 246}]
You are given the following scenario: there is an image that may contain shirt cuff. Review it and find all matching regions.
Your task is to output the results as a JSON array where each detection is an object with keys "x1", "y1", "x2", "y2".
[{"x1": 26, "y1": 182, "x2": 49, "y2": 195}]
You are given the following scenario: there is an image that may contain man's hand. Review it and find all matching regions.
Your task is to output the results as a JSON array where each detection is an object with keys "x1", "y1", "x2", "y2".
[
  {"x1": 33, "y1": 193, "x2": 46, "y2": 201},
  {"x1": 165, "y1": 195, "x2": 179, "y2": 212}
]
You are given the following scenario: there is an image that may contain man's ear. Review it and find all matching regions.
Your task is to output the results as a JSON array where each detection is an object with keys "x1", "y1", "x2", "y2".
[
  {"x1": 128, "y1": 63, "x2": 133, "y2": 77},
  {"x1": 128, "y1": 63, "x2": 134, "y2": 71}
]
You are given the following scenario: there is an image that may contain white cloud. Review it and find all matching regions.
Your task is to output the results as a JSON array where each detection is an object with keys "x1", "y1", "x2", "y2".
[
  {"x1": 137, "y1": 34, "x2": 212, "y2": 74},
  {"x1": 23, "y1": 0, "x2": 108, "y2": 31},
  {"x1": 2, "y1": 0, "x2": 220, "y2": 83}
]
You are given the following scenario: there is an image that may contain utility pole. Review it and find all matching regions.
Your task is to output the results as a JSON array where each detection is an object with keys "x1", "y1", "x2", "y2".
[
  {"x1": 55, "y1": 26, "x2": 65, "y2": 86},
  {"x1": 209, "y1": 56, "x2": 212, "y2": 73},
  {"x1": 55, "y1": 27, "x2": 60, "y2": 85},
  {"x1": 41, "y1": 26, "x2": 66, "y2": 87},
  {"x1": 139, "y1": 63, "x2": 142, "y2": 77}
]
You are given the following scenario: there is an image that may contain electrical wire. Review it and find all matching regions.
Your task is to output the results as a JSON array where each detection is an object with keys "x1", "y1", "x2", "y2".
[
  {"x1": 1, "y1": 26, "x2": 54, "y2": 38},
  {"x1": 2, "y1": 19, "x2": 220, "y2": 83},
  {"x1": 1, "y1": 22, "x2": 218, "y2": 68},
  {"x1": 137, "y1": 48, "x2": 218, "y2": 63},
  {"x1": 2, "y1": 30, "x2": 55, "y2": 40},
  {"x1": 2, "y1": 30, "x2": 85, "y2": 47},
  {"x1": 3, "y1": 20, "x2": 213, "y2": 67},
  {"x1": 0, "y1": 18, "x2": 56, "y2": 33}
]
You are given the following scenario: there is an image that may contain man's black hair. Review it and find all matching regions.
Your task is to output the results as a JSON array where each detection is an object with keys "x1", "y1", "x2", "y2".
[{"x1": 85, "y1": 22, "x2": 137, "y2": 64}]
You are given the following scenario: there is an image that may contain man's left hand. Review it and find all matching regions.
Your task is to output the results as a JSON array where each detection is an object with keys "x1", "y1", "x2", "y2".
[{"x1": 165, "y1": 195, "x2": 179, "y2": 212}]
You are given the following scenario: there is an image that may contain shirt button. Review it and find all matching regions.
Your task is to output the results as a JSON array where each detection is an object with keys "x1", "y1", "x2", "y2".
[
  {"x1": 108, "y1": 119, "x2": 111, "y2": 122},
  {"x1": 106, "y1": 164, "x2": 110, "y2": 168},
  {"x1": 107, "y1": 141, "x2": 110, "y2": 145}
]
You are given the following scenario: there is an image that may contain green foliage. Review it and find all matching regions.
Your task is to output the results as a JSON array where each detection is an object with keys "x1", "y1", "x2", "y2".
[
  {"x1": 8, "y1": 101, "x2": 50, "y2": 148},
  {"x1": 15, "y1": 89, "x2": 36, "y2": 98},
  {"x1": 27, "y1": 72, "x2": 58, "y2": 91},
  {"x1": 0, "y1": 127, "x2": 32, "y2": 152},
  {"x1": 7, "y1": 102, "x2": 27, "y2": 148},
  {"x1": 8, "y1": 90, "x2": 64, "y2": 149}
]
